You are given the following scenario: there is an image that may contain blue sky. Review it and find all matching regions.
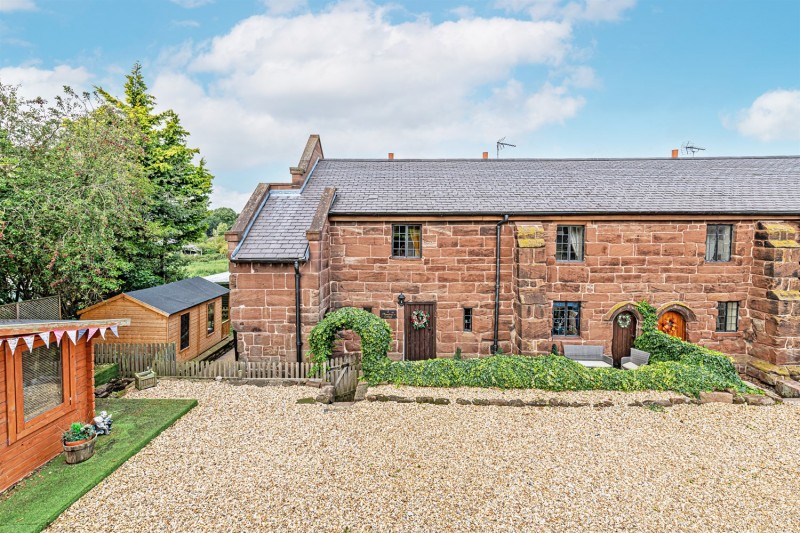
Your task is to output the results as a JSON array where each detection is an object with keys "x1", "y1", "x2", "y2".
[{"x1": 1, "y1": 0, "x2": 799, "y2": 210}]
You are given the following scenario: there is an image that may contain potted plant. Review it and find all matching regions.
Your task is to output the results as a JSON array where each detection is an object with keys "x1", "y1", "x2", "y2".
[{"x1": 62, "y1": 422, "x2": 97, "y2": 464}]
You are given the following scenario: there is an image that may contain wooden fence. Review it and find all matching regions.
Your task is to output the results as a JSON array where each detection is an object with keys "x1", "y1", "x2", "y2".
[
  {"x1": 95, "y1": 344, "x2": 362, "y2": 397},
  {"x1": 94, "y1": 343, "x2": 176, "y2": 378}
]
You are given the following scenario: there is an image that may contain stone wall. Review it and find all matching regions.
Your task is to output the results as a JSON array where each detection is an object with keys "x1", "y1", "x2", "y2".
[{"x1": 327, "y1": 220, "x2": 515, "y2": 358}]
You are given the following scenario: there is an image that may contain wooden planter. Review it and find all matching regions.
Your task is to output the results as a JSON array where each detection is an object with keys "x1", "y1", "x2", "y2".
[{"x1": 63, "y1": 435, "x2": 97, "y2": 464}]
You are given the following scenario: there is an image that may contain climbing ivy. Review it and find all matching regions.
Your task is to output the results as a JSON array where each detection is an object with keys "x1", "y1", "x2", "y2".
[{"x1": 307, "y1": 307, "x2": 393, "y2": 377}]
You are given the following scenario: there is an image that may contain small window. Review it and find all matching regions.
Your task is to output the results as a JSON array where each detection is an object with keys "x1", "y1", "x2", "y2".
[
  {"x1": 180, "y1": 313, "x2": 190, "y2": 350},
  {"x1": 207, "y1": 303, "x2": 215, "y2": 334},
  {"x1": 553, "y1": 302, "x2": 581, "y2": 336},
  {"x1": 556, "y1": 225, "x2": 584, "y2": 262},
  {"x1": 463, "y1": 308, "x2": 473, "y2": 332},
  {"x1": 221, "y1": 293, "x2": 229, "y2": 321},
  {"x1": 392, "y1": 224, "x2": 422, "y2": 258},
  {"x1": 706, "y1": 225, "x2": 733, "y2": 262},
  {"x1": 22, "y1": 344, "x2": 64, "y2": 421},
  {"x1": 716, "y1": 302, "x2": 739, "y2": 332}
]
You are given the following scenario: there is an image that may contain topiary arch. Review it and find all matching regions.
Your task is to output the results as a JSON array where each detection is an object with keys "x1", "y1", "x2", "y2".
[{"x1": 308, "y1": 307, "x2": 393, "y2": 376}]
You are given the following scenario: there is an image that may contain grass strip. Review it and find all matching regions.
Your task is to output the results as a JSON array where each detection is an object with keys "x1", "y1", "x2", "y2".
[{"x1": 0, "y1": 397, "x2": 197, "y2": 532}]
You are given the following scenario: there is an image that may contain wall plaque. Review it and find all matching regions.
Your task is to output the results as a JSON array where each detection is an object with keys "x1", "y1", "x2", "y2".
[{"x1": 379, "y1": 309, "x2": 397, "y2": 319}]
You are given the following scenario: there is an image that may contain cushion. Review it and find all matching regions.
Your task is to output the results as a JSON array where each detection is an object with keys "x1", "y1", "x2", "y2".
[{"x1": 622, "y1": 362, "x2": 639, "y2": 370}]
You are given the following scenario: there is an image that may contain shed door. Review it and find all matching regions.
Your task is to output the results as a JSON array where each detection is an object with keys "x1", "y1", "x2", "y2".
[
  {"x1": 405, "y1": 302, "x2": 436, "y2": 361},
  {"x1": 612, "y1": 312, "x2": 637, "y2": 368},
  {"x1": 658, "y1": 311, "x2": 686, "y2": 341}
]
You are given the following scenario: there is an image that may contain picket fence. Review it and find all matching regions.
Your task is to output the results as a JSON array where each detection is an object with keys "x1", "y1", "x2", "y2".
[
  {"x1": 95, "y1": 342, "x2": 362, "y2": 397},
  {"x1": 95, "y1": 343, "x2": 176, "y2": 378}
]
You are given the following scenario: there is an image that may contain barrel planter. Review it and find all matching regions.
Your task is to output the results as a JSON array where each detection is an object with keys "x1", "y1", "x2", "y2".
[{"x1": 63, "y1": 435, "x2": 98, "y2": 464}]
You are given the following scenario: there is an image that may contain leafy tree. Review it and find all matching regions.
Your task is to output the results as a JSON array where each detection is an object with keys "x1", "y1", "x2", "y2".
[
  {"x1": 0, "y1": 83, "x2": 149, "y2": 316},
  {"x1": 97, "y1": 63, "x2": 213, "y2": 289},
  {"x1": 203, "y1": 207, "x2": 238, "y2": 237}
]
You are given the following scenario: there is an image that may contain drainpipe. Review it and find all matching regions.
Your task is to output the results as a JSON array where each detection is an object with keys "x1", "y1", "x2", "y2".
[
  {"x1": 293, "y1": 260, "x2": 303, "y2": 363},
  {"x1": 491, "y1": 215, "x2": 510, "y2": 354}
]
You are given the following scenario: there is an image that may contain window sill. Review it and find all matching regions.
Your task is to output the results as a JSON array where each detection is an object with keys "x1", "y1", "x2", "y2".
[
  {"x1": 555, "y1": 260, "x2": 585, "y2": 264},
  {"x1": 390, "y1": 256, "x2": 422, "y2": 260},
  {"x1": 552, "y1": 335, "x2": 581, "y2": 339},
  {"x1": 713, "y1": 331, "x2": 740, "y2": 336}
]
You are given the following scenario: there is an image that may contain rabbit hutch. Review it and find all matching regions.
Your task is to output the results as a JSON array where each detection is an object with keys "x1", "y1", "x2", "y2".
[{"x1": 0, "y1": 318, "x2": 129, "y2": 492}]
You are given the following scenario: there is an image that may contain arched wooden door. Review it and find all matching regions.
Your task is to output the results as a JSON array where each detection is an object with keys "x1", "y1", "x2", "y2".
[
  {"x1": 612, "y1": 312, "x2": 637, "y2": 368},
  {"x1": 658, "y1": 311, "x2": 686, "y2": 340}
]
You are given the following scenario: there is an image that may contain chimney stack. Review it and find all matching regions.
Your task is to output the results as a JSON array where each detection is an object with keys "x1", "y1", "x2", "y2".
[
  {"x1": 482, "y1": 151, "x2": 489, "y2": 160},
  {"x1": 671, "y1": 149, "x2": 679, "y2": 159},
  {"x1": 388, "y1": 152, "x2": 394, "y2": 160}
]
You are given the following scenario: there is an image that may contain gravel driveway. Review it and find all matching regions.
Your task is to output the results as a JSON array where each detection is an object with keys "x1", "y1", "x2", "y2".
[{"x1": 49, "y1": 380, "x2": 799, "y2": 532}]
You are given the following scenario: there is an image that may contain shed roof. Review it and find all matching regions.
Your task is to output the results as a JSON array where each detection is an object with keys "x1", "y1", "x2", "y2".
[
  {"x1": 234, "y1": 156, "x2": 800, "y2": 262},
  {"x1": 124, "y1": 277, "x2": 229, "y2": 315}
]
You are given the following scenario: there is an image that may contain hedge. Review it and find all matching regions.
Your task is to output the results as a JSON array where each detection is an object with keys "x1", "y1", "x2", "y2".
[{"x1": 307, "y1": 304, "x2": 757, "y2": 396}]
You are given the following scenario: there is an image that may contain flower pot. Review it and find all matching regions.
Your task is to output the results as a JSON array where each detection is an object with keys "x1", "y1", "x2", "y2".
[{"x1": 63, "y1": 435, "x2": 97, "y2": 464}]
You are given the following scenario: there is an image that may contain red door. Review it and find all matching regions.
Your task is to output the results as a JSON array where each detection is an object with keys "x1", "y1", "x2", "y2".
[
  {"x1": 405, "y1": 302, "x2": 436, "y2": 361},
  {"x1": 658, "y1": 311, "x2": 686, "y2": 340}
]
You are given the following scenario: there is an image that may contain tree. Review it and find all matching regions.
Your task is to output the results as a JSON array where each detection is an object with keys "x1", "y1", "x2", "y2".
[
  {"x1": 203, "y1": 207, "x2": 238, "y2": 237},
  {"x1": 0, "y1": 83, "x2": 149, "y2": 316},
  {"x1": 97, "y1": 63, "x2": 213, "y2": 289}
]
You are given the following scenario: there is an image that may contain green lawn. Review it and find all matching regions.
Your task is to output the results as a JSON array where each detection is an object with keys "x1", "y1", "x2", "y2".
[
  {"x1": 0, "y1": 398, "x2": 197, "y2": 532},
  {"x1": 184, "y1": 257, "x2": 228, "y2": 278}
]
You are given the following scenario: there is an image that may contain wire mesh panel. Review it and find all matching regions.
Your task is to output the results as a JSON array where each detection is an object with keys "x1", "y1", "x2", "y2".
[
  {"x1": 0, "y1": 296, "x2": 61, "y2": 320},
  {"x1": 22, "y1": 344, "x2": 64, "y2": 421}
]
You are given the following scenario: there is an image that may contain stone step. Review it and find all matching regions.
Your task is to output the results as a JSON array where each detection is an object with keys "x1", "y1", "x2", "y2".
[{"x1": 774, "y1": 378, "x2": 800, "y2": 399}]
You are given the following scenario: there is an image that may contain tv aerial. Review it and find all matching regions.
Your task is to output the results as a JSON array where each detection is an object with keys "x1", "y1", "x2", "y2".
[
  {"x1": 496, "y1": 137, "x2": 516, "y2": 158},
  {"x1": 681, "y1": 141, "x2": 706, "y2": 157}
]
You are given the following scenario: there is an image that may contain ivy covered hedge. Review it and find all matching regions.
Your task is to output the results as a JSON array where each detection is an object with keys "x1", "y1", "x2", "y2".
[
  {"x1": 308, "y1": 307, "x2": 393, "y2": 376},
  {"x1": 308, "y1": 304, "x2": 757, "y2": 396}
]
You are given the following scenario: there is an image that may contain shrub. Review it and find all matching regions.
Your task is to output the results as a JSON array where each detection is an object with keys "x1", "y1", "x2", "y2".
[{"x1": 94, "y1": 363, "x2": 119, "y2": 386}]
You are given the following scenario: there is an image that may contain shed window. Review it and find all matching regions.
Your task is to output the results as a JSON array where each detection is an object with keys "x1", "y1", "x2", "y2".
[
  {"x1": 392, "y1": 224, "x2": 422, "y2": 258},
  {"x1": 553, "y1": 302, "x2": 581, "y2": 336},
  {"x1": 22, "y1": 344, "x2": 64, "y2": 421},
  {"x1": 207, "y1": 303, "x2": 215, "y2": 334},
  {"x1": 556, "y1": 225, "x2": 584, "y2": 262},
  {"x1": 706, "y1": 225, "x2": 732, "y2": 262},
  {"x1": 716, "y1": 302, "x2": 739, "y2": 332},
  {"x1": 180, "y1": 313, "x2": 190, "y2": 350}
]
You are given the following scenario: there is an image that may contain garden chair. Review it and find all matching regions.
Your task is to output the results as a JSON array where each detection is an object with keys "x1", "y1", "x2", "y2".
[{"x1": 621, "y1": 348, "x2": 650, "y2": 370}]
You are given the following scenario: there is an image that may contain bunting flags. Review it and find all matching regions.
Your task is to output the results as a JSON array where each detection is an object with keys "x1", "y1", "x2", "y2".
[
  {"x1": 2, "y1": 323, "x2": 123, "y2": 352},
  {"x1": 38, "y1": 331, "x2": 51, "y2": 348},
  {"x1": 23, "y1": 335, "x2": 35, "y2": 351},
  {"x1": 53, "y1": 330, "x2": 65, "y2": 346}
]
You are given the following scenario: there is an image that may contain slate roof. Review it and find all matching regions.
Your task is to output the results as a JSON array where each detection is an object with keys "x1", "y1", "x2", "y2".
[
  {"x1": 125, "y1": 277, "x2": 229, "y2": 315},
  {"x1": 306, "y1": 157, "x2": 800, "y2": 215},
  {"x1": 233, "y1": 156, "x2": 800, "y2": 262},
  {"x1": 232, "y1": 192, "x2": 318, "y2": 261}
]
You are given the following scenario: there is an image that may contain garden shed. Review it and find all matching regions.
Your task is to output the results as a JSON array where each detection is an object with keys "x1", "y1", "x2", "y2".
[
  {"x1": 0, "y1": 318, "x2": 129, "y2": 492},
  {"x1": 78, "y1": 277, "x2": 230, "y2": 362}
]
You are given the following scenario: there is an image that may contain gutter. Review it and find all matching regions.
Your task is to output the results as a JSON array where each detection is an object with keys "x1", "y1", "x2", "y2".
[{"x1": 491, "y1": 215, "x2": 510, "y2": 355}]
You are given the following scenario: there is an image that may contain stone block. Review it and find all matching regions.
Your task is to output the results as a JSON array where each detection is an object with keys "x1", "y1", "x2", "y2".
[
  {"x1": 742, "y1": 394, "x2": 775, "y2": 406},
  {"x1": 774, "y1": 379, "x2": 800, "y2": 398},
  {"x1": 699, "y1": 391, "x2": 733, "y2": 404}
]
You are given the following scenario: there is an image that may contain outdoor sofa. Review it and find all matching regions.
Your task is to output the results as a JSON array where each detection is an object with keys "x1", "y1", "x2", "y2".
[
  {"x1": 563, "y1": 345, "x2": 613, "y2": 368},
  {"x1": 621, "y1": 348, "x2": 651, "y2": 370}
]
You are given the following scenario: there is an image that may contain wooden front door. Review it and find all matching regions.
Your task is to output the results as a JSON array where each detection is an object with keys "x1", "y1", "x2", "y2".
[
  {"x1": 658, "y1": 311, "x2": 686, "y2": 340},
  {"x1": 405, "y1": 302, "x2": 436, "y2": 361},
  {"x1": 611, "y1": 312, "x2": 637, "y2": 368}
]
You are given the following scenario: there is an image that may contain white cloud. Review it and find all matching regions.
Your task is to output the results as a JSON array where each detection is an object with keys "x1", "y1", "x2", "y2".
[
  {"x1": 0, "y1": 64, "x2": 93, "y2": 100},
  {"x1": 496, "y1": 0, "x2": 636, "y2": 21},
  {"x1": 172, "y1": 19, "x2": 201, "y2": 27},
  {"x1": 733, "y1": 90, "x2": 800, "y2": 142},
  {"x1": 210, "y1": 185, "x2": 254, "y2": 211},
  {"x1": 149, "y1": 1, "x2": 585, "y2": 177},
  {"x1": 450, "y1": 6, "x2": 475, "y2": 19},
  {"x1": 0, "y1": 0, "x2": 36, "y2": 12},
  {"x1": 170, "y1": 0, "x2": 213, "y2": 8}
]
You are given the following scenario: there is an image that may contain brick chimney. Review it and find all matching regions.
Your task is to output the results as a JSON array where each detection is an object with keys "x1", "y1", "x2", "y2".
[
  {"x1": 290, "y1": 134, "x2": 324, "y2": 188},
  {"x1": 388, "y1": 152, "x2": 394, "y2": 160},
  {"x1": 482, "y1": 151, "x2": 489, "y2": 160},
  {"x1": 671, "y1": 149, "x2": 679, "y2": 158}
]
